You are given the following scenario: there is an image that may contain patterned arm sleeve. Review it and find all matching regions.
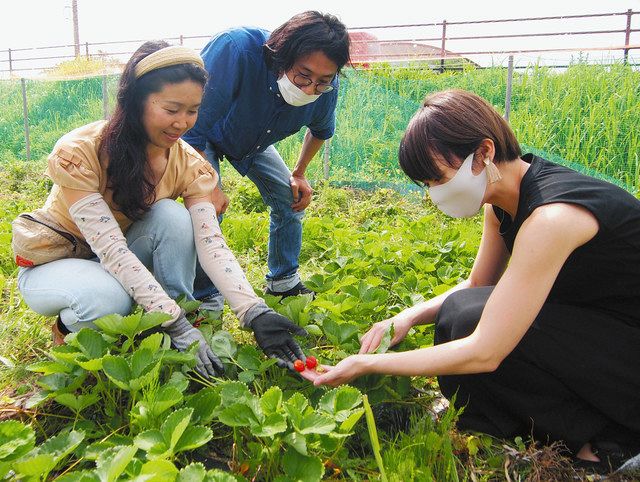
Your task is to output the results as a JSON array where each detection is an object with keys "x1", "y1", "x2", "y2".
[
  {"x1": 188, "y1": 201, "x2": 270, "y2": 327},
  {"x1": 69, "y1": 193, "x2": 181, "y2": 324}
]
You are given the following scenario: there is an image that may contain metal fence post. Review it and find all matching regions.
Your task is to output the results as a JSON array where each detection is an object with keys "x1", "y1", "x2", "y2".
[
  {"x1": 624, "y1": 8, "x2": 632, "y2": 64},
  {"x1": 504, "y1": 55, "x2": 514, "y2": 122},
  {"x1": 102, "y1": 75, "x2": 109, "y2": 119},
  {"x1": 440, "y1": 20, "x2": 447, "y2": 73},
  {"x1": 8, "y1": 48, "x2": 13, "y2": 76},
  {"x1": 180, "y1": 35, "x2": 184, "y2": 46},
  {"x1": 323, "y1": 139, "x2": 331, "y2": 180},
  {"x1": 85, "y1": 42, "x2": 90, "y2": 59},
  {"x1": 21, "y1": 78, "x2": 30, "y2": 161}
]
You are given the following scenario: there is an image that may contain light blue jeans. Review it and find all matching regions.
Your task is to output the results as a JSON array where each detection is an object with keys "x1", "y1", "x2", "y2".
[
  {"x1": 195, "y1": 143, "x2": 304, "y2": 302},
  {"x1": 18, "y1": 199, "x2": 199, "y2": 332}
]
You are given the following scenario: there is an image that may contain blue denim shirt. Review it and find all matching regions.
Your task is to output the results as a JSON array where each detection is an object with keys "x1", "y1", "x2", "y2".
[{"x1": 183, "y1": 27, "x2": 338, "y2": 172}]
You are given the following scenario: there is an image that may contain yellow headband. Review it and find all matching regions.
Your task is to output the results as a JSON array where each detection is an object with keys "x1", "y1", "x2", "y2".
[{"x1": 134, "y1": 46, "x2": 204, "y2": 79}]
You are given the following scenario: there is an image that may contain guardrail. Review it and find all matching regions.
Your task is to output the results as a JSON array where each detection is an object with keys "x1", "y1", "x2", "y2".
[{"x1": 0, "y1": 9, "x2": 637, "y2": 75}]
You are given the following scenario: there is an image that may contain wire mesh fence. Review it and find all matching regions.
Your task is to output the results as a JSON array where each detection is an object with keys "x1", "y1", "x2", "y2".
[{"x1": 1, "y1": 61, "x2": 638, "y2": 194}]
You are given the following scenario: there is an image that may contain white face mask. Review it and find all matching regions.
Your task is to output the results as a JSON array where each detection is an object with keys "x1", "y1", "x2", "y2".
[
  {"x1": 276, "y1": 73, "x2": 321, "y2": 107},
  {"x1": 427, "y1": 152, "x2": 487, "y2": 218}
]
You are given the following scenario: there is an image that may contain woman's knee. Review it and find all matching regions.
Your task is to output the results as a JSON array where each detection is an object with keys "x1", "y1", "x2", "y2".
[
  {"x1": 435, "y1": 287, "x2": 492, "y2": 344},
  {"x1": 18, "y1": 260, "x2": 133, "y2": 326},
  {"x1": 132, "y1": 199, "x2": 195, "y2": 248}
]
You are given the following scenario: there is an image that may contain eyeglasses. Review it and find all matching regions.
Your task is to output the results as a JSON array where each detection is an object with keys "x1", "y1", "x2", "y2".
[{"x1": 292, "y1": 72, "x2": 334, "y2": 94}]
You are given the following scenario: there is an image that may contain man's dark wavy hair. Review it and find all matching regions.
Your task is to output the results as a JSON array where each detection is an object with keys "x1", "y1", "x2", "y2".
[{"x1": 263, "y1": 11, "x2": 351, "y2": 74}]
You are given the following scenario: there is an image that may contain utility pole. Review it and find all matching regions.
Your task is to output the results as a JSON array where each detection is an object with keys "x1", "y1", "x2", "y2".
[{"x1": 72, "y1": 0, "x2": 80, "y2": 57}]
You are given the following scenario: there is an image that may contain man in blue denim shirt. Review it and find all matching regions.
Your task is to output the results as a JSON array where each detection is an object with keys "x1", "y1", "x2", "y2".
[{"x1": 184, "y1": 11, "x2": 350, "y2": 303}]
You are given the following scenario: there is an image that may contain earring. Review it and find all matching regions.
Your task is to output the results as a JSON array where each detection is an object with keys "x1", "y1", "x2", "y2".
[{"x1": 483, "y1": 158, "x2": 502, "y2": 183}]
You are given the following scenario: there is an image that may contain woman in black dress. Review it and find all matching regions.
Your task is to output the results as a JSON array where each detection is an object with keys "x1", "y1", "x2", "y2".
[{"x1": 312, "y1": 89, "x2": 640, "y2": 468}]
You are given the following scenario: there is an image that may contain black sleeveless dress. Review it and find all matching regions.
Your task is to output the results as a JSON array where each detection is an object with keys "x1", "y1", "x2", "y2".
[{"x1": 435, "y1": 155, "x2": 640, "y2": 453}]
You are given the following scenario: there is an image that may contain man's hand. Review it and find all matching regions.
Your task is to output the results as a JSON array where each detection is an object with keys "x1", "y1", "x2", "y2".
[
  {"x1": 163, "y1": 312, "x2": 224, "y2": 378},
  {"x1": 211, "y1": 185, "x2": 230, "y2": 216},
  {"x1": 250, "y1": 310, "x2": 308, "y2": 370},
  {"x1": 290, "y1": 174, "x2": 313, "y2": 212}
]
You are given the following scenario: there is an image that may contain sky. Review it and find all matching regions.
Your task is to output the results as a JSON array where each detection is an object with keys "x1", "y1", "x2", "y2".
[{"x1": 1, "y1": 0, "x2": 638, "y2": 73}]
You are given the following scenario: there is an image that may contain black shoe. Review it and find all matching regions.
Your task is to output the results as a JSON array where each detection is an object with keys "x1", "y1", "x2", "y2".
[{"x1": 265, "y1": 281, "x2": 315, "y2": 299}]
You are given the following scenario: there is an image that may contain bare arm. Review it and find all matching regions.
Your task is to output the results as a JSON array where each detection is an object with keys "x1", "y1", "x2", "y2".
[
  {"x1": 290, "y1": 130, "x2": 325, "y2": 211},
  {"x1": 320, "y1": 203, "x2": 599, "y2": 385},
  {"x1": 360, "y1": 205, "x2": 509, "y2": 352}
]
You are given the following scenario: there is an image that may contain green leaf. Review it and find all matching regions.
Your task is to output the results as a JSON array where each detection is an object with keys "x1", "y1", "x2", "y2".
[
  {"x1": 129, "y1": 363, "x2": 161, "y2": 392},
  {"x1": 218, "y1": 403, "x2": 260, "y2": 428},
  {"x1": 139, "y1": 311, "x2": 173, "y2": 332},
  {"x1": 218, "y1": 381, "x2": 251, "y2": 406},
  {"x1": 151, "y1": 385, "x2": 184, "y2": 417},
  {"x1": 161, "y1": 408, "x2": 193, "y2": 452},
  {"x1": 55, "y1": 471, "x2": 100, "y2": 482},
  {"x1": 237, "y1": 370, "x2": 254, "y2": 384},
  {"x1": 236, "y1": 345, "x2": 261, "y2": 371},
  {"x1": 0, "y1": 420, "x2": 35, "y2": 461},
  {"x1": 139, "y1": 332, "x2": 164, "y2": 352},
  {"x1": 281, "y1": 447, "x2": 324, "y2": 482},
  {"x1": 260, "y1": 386, "x2": 283, "y2": 415},
  {"x1": 283, "y1": 432, "x2": 308, "y2": 456},
  {"x1": 204, "y1": 469, "x2": 240, "y2": 481},
  {"x1": 285, "y1": 392, "x2": 309, "y2": 413},
  {"x1": 303, "y1": 324, "x2": 323, "y2": 336},
  {"x1": 185, "y1": 388, "x2": 221, "y2": 424},
  {"x1": 297, "y1": 412, "x2": 335, "y2": 435},
  {"x1": 13, "y1": 453, "x2": 58, "y2": 477},
  {"x1": 433, "y1": 283, "x2": 453, "y2": 296},
  {"x1": 375, "y1": 323, "x2": 394, "y2": 354},
  {"x1": 134, "y1": 429, "x2": 165, "y2": 453},
  {"x1": 102, "y1": 355, "x2": 132, "y2": 390},
  {"x1": 27, "y1": 360, "x2": 71, "y2": 375},
  {"x1": 322, "y1": 318, "x2": 359, "y2": 344},
  {"x1": 339, "y1": 408, "x2": 364, "y2": 433},
  {"x1": 209, "y1": 331, "x2": 237, "y2": 360},
  {"x1": 131, "y1": 348, "x2": 155, "y2": 377},
  {"x1": 95, "y1": 445, "x2": 138, "y2": 482},
  {"x1": 40, "y1": 429, "x2": 85, "y2": 455},
  {"x1": 252, "y1": 413, "x2": 287, "y2": 438},
  {"x1": 93, "y1": 313, "x2": 125, "y2": 336},
  {"x1": 139, "y1": 458, "x2": 179, "y2": 481},
  {"x1": 177, "y1": 462, "x2": 207, "y2": 481},
  {"x1": 319, "y1": 387, "x2": 363, "y2": 422},
  {"x1": 76, "y1": 357, "x2": 104, "y2": 371},
  {"x1": 173, "y1": 425, "x2": 213, "y2": 454},
  {"x1": 14, "y1": 430, "x2": 84, "y2": 478},
  {"x1": 75, "y1": 328, "x2": 110, "y2": 359},
  {"x1": 363, "y1": 394, "x2": 388, "y2": 482},
  {"x1": 54, "y1": 393, "x2": 99, "y2": 413},
  {"x1": 38, "y1": 372, "x2": 74, "y2": 391}
]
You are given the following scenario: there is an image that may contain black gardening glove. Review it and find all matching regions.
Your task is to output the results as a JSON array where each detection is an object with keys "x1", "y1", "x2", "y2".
[
  {"x1": 250, "y1": 310, "x2": 308, "y2": 370},
  {"x1": 163, "y1": 311, "x2": 224, "y2": 378}
]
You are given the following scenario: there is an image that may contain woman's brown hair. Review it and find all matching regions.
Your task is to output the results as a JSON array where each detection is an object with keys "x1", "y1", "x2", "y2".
[{"x1": 398, "y1": 89, "x2": 521, "y2": 185}]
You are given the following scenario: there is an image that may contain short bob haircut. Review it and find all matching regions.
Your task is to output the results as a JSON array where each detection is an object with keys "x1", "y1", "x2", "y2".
[
  {"x1": 399, "y1": 89, "x2": 522, "y2": 185},
  {"x1": 264, "y1": 11, "x2": 350, "y2": 74}
]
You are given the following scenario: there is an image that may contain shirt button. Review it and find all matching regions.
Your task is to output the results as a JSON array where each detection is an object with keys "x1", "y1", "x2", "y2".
[
  {"x1": 277, "y1": 94, "x2": 281, "y2": 97},
  {"x1": 267, "y1": 129, "x2": 271, "y2": 133},
  {"x1": 257, "y1": 145, "x2": 261, "y2": 149}
]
